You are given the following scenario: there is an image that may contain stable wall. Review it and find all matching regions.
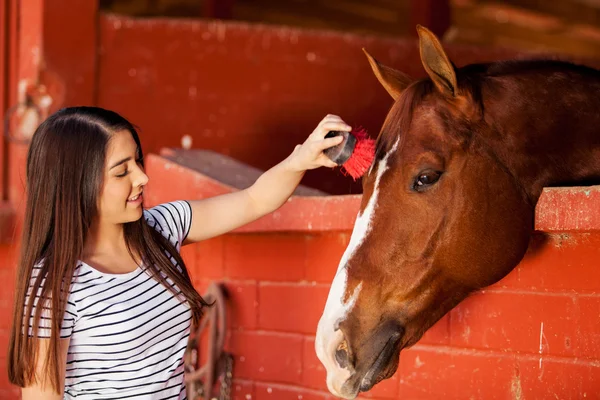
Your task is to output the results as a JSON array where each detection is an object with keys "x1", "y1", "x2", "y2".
[
  {"x1": 1, "y1": 12, "x2": 599, "y2": 399},
  {"x1": 143, "y1": 151, "x2": 600, "y2": 400}
]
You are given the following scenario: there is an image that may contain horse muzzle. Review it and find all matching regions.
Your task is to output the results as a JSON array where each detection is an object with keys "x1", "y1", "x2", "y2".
[
  {"x1": 357, "y1": 330, "x2": 403, "y2": 392},
  {"x1": 316, "y1": 322, "x2": 404, "y2": 399}
]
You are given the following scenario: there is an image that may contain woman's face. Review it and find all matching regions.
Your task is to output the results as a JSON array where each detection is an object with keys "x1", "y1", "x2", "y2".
[{"x1": 97, "y1": 130, "x2": 149, "y2": 226}]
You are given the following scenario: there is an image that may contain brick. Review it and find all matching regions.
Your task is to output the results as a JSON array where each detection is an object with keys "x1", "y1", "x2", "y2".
[
  {"x1": 224, "y1": 234, "x2": 306, "y2": 281},
  {"x1": 305, "y1": 233, "x2": 350, "y2": 283},
  {"x1": 302, "y1": 337, "x2": 399, "y2": 399},
  {"x1": 255, "y1": 382, "x2": 388, "y2": 400},
  {"x1": 575, "y1": 296, "x2": 600, "y2": 359},
  {"x1": 302, "y1": 337, "x2": 328, "y2": 391},
  {"x1": 418, "y1": 314, "x2": 450, "y2": 345},
  {"x1": 581, "y1": 362, "x2": 600, "y2": 399},
  {"x1": 258, "y1": 283, "x2": 329, "y2": 334},
  {"x1": 146, "y1": 159, "x2": 230, "y2": 204},
  {"x1": 398, "y1": 346, "x2": 518, "y2": 399},
  {"x1": 518, "y1": 357, "x2": 600, "y2": 398},
  {"x1": 231, "y1": 379, "x2": 255, "y2": 400},
  {"x1": 229, "y1": 331, "x2": 303, "y2": 384},
  {"x1": 234, "y1": 196, "x2": 361, "y2": 233},
  {"x1": 399, "y1": 347, "x2": 457, "y2": 399},
  {"x1": 505, "y1": 233, "x2": 600, "y2": 292},
  {"x1": 223, "y1": 281, "x2": 258, "y2": 330},
  {"x1": 189, "y1": 279, "x2": 257, "y2": 330},
  {"x1": 255, "y1": 383, "x2": 333, "y2": 400},
  {"x1": 253, "y1": 382, "x2": 390, "y2": 400},
  {"x1": 357, "y1": 371, "x2": 399, "y2": 399},
  {"x1": 536, "y1": 186, "x2": 600, "y2": 232},
  {"x1": 195, "y1": 237, "x2": 225, "y2": 280},
  {"x1": 450, "y1": 291, "x2": 579, "y2": 357}
]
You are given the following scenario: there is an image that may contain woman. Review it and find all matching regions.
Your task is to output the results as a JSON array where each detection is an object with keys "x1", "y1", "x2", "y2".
[{"x1": 7, "y1": 106, "x2": 349, "y2": 399}]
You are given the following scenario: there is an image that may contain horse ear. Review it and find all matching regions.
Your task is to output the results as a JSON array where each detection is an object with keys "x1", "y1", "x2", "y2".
[
  {"x1": 362, "y1": 48, "x2": 412, "y2": 100},
  {"x1": 416, "y1": 25, "x2": 457, "y2": 96}
]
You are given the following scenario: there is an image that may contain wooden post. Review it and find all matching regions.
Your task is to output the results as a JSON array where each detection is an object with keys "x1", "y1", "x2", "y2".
[{"x1": 203, "y1": 0, "x2": 234, "y2": 19}]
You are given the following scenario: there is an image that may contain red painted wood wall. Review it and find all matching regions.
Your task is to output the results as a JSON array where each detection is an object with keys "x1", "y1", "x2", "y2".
[{"x1": 1, "y1": 8, "x2": 599, "y2": 400}]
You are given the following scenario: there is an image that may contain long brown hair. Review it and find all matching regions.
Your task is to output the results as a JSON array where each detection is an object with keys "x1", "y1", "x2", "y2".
[{"x1": 8, "y1": 106, "x2": 208, "y2": 393}]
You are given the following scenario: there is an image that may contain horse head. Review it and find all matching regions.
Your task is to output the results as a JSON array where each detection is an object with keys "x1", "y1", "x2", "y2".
[{"x1": 315, "y1": 25, "x2": 600, "y2": 399}]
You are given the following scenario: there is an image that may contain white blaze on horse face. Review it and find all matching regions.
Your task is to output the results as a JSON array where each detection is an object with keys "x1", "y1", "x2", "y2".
[{"x1": 315, "y1": 139, "x2": 399, "y2": 398}]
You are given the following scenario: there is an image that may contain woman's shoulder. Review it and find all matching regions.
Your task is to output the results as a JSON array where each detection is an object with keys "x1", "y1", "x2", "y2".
[
  {"x1": 31, "y1": 260, "x2": 91, "y2": 288},
  {"x1": 143, "y1": 200, "x2": 191, "y2": 221},
  {"x1": 143, "y1": 200, "x2": 192, "y2": 245}
]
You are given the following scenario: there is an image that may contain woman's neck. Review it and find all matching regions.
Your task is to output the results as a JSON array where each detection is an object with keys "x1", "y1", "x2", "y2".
[{"x1": 83, "y1": 218, "x2": 128, "y2": 259}]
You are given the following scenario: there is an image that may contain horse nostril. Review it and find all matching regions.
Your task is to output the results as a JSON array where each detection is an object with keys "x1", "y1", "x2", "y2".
[{"x1": 335, "y1": 339, "x2": 350, "y2": 369}]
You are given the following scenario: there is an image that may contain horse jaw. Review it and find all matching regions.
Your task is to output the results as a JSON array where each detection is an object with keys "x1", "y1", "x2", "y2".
[{"x1": 315, "y1": 141, "x2": 398, "y2": 399}]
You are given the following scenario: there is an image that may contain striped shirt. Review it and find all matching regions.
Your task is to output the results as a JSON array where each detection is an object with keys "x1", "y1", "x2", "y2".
[{"x1": 27, "y1": 201, "x2": 194, "y2": 399}]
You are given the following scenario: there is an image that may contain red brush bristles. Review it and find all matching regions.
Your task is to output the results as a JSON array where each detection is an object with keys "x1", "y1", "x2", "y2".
[{"x1": 341, "y1": 127, "x2": 375, "y2": 180}]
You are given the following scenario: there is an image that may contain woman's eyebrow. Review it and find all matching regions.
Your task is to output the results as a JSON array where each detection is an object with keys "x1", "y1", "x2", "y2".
[{"x1": 109, "y1": 157, "x2": 132, "y2": 170}]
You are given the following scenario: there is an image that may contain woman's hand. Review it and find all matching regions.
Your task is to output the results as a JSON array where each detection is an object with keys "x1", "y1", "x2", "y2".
[
  {"x1": 182, "y1": 114, "x2": 353, "y2": 244},
  {"x1": 286, "y1": 114, "x2": 352, "y2": 172}
]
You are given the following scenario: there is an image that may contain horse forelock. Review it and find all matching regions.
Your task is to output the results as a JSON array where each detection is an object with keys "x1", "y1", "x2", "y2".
[
  {"x1": 374, "y1": 81, "x2": 434, "y2": 162},
  {"x1": 372, "y1": 74, "x2": 479, "y2": 167}
]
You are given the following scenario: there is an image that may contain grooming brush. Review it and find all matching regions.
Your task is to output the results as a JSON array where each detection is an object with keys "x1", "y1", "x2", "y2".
[{"x1": 324, "y1": 127, "x2": 375, "y2": 180}]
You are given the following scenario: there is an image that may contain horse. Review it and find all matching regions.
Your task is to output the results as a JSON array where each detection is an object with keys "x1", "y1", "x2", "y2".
[{"x1": 314, "y1": 25, "x2": 600, "y2": 399}]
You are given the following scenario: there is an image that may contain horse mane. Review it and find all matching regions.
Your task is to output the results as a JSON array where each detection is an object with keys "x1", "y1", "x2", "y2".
[
  {"x1": 373, "y1": 58, "x2": 600, "y2": 164},
  {"x1": 483, "y1": 58, "x2": 600, "y2": 78}
]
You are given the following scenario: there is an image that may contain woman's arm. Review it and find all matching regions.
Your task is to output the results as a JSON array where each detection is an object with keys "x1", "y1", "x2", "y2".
[
  {"x1": 21, "y1": 338, "x2": 70, "y2": 400},
  {"x1": 183, "y1": 114, "x2": 350, "y2": 244}
]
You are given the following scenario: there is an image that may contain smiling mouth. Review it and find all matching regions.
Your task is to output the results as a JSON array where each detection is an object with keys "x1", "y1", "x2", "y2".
[{"x1": 128, "y1": 192, "x2": 143, "y2": 202}]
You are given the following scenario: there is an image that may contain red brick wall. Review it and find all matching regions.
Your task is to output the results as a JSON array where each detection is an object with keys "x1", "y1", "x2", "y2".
[
  {"x1": 177, "y1": 232, "x2": 600, "y2": 400},
  {"x1": 143, "y1": 154, "x2": 600, "y2": 400}
]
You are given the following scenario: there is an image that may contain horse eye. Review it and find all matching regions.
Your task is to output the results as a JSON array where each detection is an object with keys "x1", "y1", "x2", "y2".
[{"x1": 413, "y1": 170, "x2": 442, "y2": 191}]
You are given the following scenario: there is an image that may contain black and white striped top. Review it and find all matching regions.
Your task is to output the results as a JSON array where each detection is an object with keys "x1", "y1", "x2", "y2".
[{"x1": 27, "y1": 201, "x2": 194, "y2": 400}]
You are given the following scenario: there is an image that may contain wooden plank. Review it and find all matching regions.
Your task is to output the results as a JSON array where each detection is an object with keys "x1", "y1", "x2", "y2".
[
  {"x1": 447, "y1": 2, "x2": 600, "y2": 60},
  {"x1": 43, "y1": 0, "x2": 98, "y2": 107},
  {"x1": 232, "y1": 0, "x2": 411, "y2": 36},
  {"x1": 409, "y1": 0, "x2": 451, "y2": 38},
  {"x1": 480, "y1": 0, "x2": 600, "y2": 27},
  {"x1": 204, "y1": 0, "x2": 234, "y2": 19}
]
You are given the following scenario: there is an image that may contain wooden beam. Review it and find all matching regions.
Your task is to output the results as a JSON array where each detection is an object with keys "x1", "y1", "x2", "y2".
[
  {"x1": 409, "y1": 0, "x2": 451, "y2": 38},
  {"x1": 204, "y1": 0, "x2": 234, "y2": 19}
]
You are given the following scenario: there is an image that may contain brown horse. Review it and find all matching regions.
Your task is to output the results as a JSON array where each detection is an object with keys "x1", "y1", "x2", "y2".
[{"x1": 315, "y1": 25, "x2": 600, "y2": 399}]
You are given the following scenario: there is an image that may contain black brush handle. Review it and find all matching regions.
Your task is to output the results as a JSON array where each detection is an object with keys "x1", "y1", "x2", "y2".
[{"x1": 323, "y1": 130, "x2": 356, "y2": 165}]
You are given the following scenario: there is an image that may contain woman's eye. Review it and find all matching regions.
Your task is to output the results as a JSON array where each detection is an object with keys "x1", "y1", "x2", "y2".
[
  {"x1": 413, "y1": 170, "x2": 442, "y2": 191},
  {"x1": 116, "y1": 169, "x2": 129, "y2": 178}
]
